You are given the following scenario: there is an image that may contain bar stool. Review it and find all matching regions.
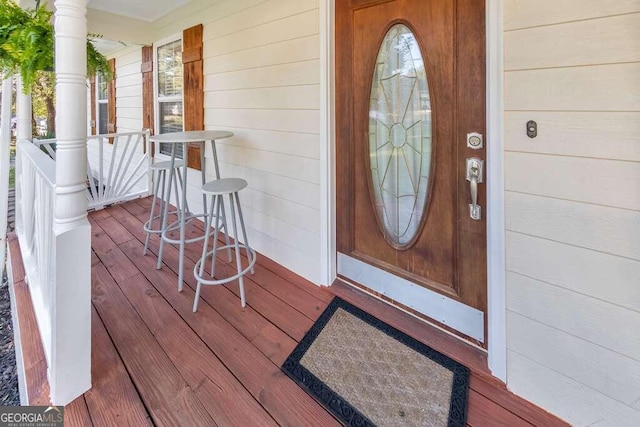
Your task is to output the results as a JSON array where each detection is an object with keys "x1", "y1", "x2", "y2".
[
  {"x1": 143, "y1": 160, "x2": 186, "y2": 255},
  {"x1": 193, "y1": 178, "x2": 256, "y2": 312}
]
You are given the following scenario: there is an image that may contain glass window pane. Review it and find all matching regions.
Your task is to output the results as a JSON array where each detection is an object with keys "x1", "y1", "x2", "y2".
[
  {"x1": 97, "y1": 74, "x2": 108, "y2": 100},
  {"x1": 157, "y1": 40, "x2": 183, "y2": 98},
  {"x1": 98, "y1": 103, "x2": 108, "y2": 134},
  {"x1": 368, "y1": 24, "x2": 432, "y2": 249},
  {"x1": 159, "y1": 101, "x2": 183, "y2": 157}
]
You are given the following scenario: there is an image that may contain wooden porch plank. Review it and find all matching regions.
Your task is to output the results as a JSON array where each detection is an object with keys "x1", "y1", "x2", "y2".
[
  {"x1": 90, "y1": 214, "x2": 135, "y2": 245},
  {"x1": 64, "y1": 397, "x2": 93, "y2": 427},
  {"x1": 90, "y1": 262, "x2": 215, "y2": 426},
  {"x1": 88, "y1": 215, "x2": 277, "y2": 425},
  {"x1": 101, "y1": 266, "x2": 278, "y2": 427},
  {"x1": 251, "y1": 323, "x2": 299, "y2": 367},
  {"x1": 106, "y1": 204, "x2": 300, "y2": 364},
  {"x1": 469, "y1": 376, "x2": 570, "y2": 427},
  {"x1": 107, "y1": 237, "x2": 339, "y2": 426},
  {"x1": 467, "y1": 389, "x2": 533, "y2": 427},
  {"x1": 88, "y1": 217, "x2": 140, "y2": 283},
  {"x1": 257, "y1": 252, "x2": 334, "y2": 303},
  {"x1": 84, "y1": 307, "x2": 152, "y2": 427}
]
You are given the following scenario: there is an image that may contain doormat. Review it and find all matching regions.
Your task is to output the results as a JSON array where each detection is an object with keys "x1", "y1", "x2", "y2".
[{"x1": 281, "y1": 298, "x2": 469, "y2": 427}]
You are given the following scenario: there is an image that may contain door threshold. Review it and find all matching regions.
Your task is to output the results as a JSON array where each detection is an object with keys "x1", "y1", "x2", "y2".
[{"x1": 329, "y1": 278, "x2": 491, "y2": 379}]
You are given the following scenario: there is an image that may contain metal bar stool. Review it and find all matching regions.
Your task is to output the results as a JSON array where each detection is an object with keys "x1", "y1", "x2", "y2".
[
  {"x1": 193, "y1": 178, "x2": 256, "y2": 312},
  {"x1": 143, "y1": 160, "x2": 186, "y2": 255}
]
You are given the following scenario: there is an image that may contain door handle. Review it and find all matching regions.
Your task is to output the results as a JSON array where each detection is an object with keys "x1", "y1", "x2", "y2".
[{"x1": 466, "y1": 158, "x2": 484, "y2": 220}]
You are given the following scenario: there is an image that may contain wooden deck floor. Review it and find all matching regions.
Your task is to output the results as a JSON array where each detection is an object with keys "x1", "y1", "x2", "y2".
[{"x1": 10, "y1": 197, "x2": 567, "y2": 426}]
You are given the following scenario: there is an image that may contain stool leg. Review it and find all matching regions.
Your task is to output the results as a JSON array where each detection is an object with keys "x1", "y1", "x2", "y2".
[
  {"x1": 144, "y1": 169, "x2": 162, "y2": 255},
  {"x1": 176, "y1": 168, "x2": 190, "y2": 214},
  {"x1": 194, "y1": 194, "x2": 216, "y2": 312},
  {"x1": 234, "y1": 192, "x2": 254, "y2": 275},
  {"x1": 218, "y1": 196, "x2": 233, "y2": 262},
  {"x1": 210, "y1": 195, "x2": 221, "y2": 278},
  {"x1": 156, "y1": 176, "x2": 174, "y2": 269},
  {"x1": 229, "y1": 193, "x2": 246, "y2": 308}
]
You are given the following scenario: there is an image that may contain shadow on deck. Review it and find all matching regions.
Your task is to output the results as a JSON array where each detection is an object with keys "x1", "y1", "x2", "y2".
[{"x1": 8, "y1": 197, "x2": 567, "y2": 426}]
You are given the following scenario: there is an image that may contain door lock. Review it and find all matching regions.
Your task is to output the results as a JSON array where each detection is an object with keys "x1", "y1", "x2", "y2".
[{"x1": 466, "y1": 158, "x2": 484, "y2": 220}]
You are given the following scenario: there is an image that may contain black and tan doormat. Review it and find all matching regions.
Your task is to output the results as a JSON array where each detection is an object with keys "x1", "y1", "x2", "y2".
[{"x1": 281, "y1": 298, "x2": 469, "y2": 427}]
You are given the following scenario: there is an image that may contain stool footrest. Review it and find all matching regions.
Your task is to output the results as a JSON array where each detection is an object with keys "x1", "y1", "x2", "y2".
[
  {"x1": 193, "y1": 245, "x2": 257, "y2": 286},
  {"x1": 161, "y1": 213, "x2": 226, "y2": 245},
  {"x1": 143, "y1": 209, "x2": 181, "y2": 234}
]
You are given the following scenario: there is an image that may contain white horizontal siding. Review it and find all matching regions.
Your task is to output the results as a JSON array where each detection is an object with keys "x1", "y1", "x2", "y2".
[
  {"x1": 505, "y1": 111, "x2": 640, "y2": 161},
  {"x1": 506, "y1": 152, "x2": 640, "y2": 211},
  {"x1": 114, "y1": 46, "x2": 143, "y2": 133},
  {"x1": 506, "y1": 232, "x2": 640, "y2": 313},
  {"x1": 505, "y1": 13, "x2": 640, "y2": 70},
  {"x1": 504, "y1": 0, "x2": 640, "y2": 30},
  {"x1": 204, "y1": 34, "x2": 319, "y2": 74},
  {"x1": 508, "y1": 311, "x2": 640, "y2": 405},
  {"x1": 505, "y1": 3, "x2": 640, "y2": 425}
]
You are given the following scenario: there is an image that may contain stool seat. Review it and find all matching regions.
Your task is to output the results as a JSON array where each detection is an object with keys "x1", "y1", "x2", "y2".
[
  {"x1": 202, "y1": 178, "x2": 247, "y2": 195},
  {"x1": 151, "y1": 160, "x2": 185, "y2": 170}
]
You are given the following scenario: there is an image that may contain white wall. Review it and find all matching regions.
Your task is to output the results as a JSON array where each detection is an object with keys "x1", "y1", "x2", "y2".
[{"x1": 503, "y1": 1, "x2": 640, "y2": 425}]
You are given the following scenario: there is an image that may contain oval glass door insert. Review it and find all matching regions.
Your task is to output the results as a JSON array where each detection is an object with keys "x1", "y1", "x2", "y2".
[{"x1": 369, "y1": 24, "x2": 433, "y2": 249}]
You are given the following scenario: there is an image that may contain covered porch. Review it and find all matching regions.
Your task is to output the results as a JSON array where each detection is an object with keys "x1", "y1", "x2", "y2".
[{"x1": 8, "y1": 197, "x2": 565, "y2": 426}]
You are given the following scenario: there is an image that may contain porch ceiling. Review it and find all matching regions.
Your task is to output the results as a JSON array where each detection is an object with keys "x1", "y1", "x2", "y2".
[{"x1": 88, "y1": 0, "x2": 192, "y2": 22}]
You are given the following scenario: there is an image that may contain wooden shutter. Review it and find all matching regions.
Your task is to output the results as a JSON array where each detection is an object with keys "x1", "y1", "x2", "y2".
[
  {"x1": 182, "y1": 24, "x2": 204, "y2": 170},
  {"x1": 107, "y1": 58, "x2": 117, "y2": 141},
  {"x1": 89, "y1": 75, "x2": 97, "y2": 135},
  {"x1": 141, "y1": 45, "x2": 154, "y2": 154}
]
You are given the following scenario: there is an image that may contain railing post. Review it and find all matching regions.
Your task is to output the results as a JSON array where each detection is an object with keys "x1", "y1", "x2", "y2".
[
  {"x1": 0, "y1": 76, "x2": 12, "y2": 278},
  {"x1": 51, "y1": 0, "x2": 91, "y2": 405},
  {"x1": 14, "y1": 76, "x2": 32, "y2": 236}
]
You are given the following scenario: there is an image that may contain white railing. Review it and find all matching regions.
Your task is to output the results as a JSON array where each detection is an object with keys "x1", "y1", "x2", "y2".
[
  {"x1": 16, "y1": 130, "x2": 151, "y2": 404},
  {"x1": 35, "y1": 130, "x2": 152, "y2": 210},
  {"x1": 14, "y1": 139, "x2": 57, "y2": 366}
]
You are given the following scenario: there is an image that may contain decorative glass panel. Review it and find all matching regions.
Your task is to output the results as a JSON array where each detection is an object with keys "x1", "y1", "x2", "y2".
[{"x1": 369, "y1": 24, "x2": 432, "y2": 249}]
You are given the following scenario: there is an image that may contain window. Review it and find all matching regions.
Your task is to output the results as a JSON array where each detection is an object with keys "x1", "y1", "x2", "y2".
[
  {"x1": 96, "y1": 73, "x2": 109, "y2": 134},
  {"x1": 156, "y1": 38, "x2": 184, "y2": 157}
]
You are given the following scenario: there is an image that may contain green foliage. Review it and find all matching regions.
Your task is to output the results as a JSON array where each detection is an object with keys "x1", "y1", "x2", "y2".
[{"x1": 0, "y1": 0, "x2": 112, "y2": 93}]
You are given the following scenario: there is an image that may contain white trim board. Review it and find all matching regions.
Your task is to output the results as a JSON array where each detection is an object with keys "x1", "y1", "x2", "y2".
[
  {"x1": 319, "y1": 0, "x2": 336, "y2": 286},
  {"x1": 486, "y1": 0, "x2": 507, "y2": 383},
  {"x1": 319, "y1": 0, "x2": 507, "y2": 381}
]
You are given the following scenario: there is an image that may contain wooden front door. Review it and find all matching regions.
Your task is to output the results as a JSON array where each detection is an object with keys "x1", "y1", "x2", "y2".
[{"x1": 336, "y1": 0, "x2": 487, "y2": 343}]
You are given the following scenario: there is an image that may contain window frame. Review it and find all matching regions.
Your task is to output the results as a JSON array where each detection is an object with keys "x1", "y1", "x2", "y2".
[{"x1": 153, "y1": 34, "x2": 184, "y2": 158}]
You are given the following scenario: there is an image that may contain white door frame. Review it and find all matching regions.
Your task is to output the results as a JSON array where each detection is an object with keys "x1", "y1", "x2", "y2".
[{"x1": 318, "y1": 0, "x2": 506, "y2": 382}]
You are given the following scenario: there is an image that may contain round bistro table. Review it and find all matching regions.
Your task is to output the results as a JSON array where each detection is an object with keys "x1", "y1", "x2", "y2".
[{"x1": 148, "y1": 130, "x2": 234, "y2": 290}]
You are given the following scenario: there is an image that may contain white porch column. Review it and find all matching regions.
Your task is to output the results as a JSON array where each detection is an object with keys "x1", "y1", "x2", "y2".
[
  {"x1": 51, "y1": 0, "x2": 91, "y2": 405},
  {"x1": 0, "y1": 76, "x2": 12, "y2": 277}
]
